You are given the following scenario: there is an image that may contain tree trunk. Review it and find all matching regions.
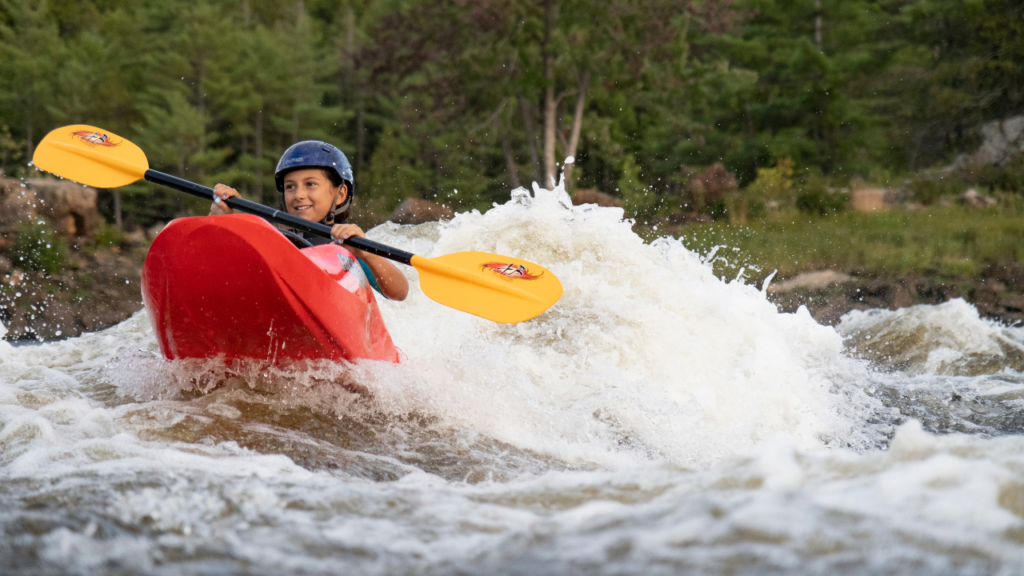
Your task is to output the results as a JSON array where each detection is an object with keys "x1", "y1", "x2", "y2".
[
  {"x1": 502, "y1": 135, "x2": 521, "y2": 189},
  {"x1": 542, "y1": 0, "x2": 557, "y2": 188},
  {"x1": 25, "y1": 86, "x2": 33, "y2": 161},
  {"x1": 562, "y1": 72, "x2": 590, "y2": 190},
  {"x1": 518, "y1": 96, "x2": 542, "y2": 184},
  {"x1": 113, "y1": 190, "x2": 123, "y2": 229},
  {"x1": 814, "y1": 0, "x2": 822, "y2": 50},
  {"x1": 254, "y1": 110, "x2": 264, "y2": 203},
  {"x1": 347, "y1": 7, "x2": 365, "y2": 173}
]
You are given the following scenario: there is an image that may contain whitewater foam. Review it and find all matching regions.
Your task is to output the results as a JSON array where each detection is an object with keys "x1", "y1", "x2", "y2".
[{"x1": 7, "y1": 182, "x2": 1024, "y2": 574}]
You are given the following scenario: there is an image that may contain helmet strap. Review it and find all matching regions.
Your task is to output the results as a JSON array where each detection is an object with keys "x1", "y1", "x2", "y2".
[{"x1": 325, "y1": 185, "x2": 347, "y2": 224}]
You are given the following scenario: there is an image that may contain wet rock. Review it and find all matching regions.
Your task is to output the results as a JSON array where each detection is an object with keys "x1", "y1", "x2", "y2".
[
  {"x1": 770, "y1": 273, "x2": 1024, "y2": 327},
  {"x1": 572, "y1": 189, "x2": 622, "y2": 208},
  {"x1": 388, "y1": 198, "x2": 455, "y2": 225}
]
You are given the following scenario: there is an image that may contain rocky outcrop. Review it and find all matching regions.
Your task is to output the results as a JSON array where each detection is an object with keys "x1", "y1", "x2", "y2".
[
  {"x1": 954, "y1": 115, "x2": 1024, "y2": 169},
  {"x1": 0, "y1": 176, "x2": 99, "y2": 248},
  {"x1": 28, "y1": 179, "x2": 99, "y2": 236},
  {"x1": 388, "y1": 198, "x2": 455, "y2": 225}
]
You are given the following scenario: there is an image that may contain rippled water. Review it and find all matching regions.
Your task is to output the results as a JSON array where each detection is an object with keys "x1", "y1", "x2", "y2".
[{"x1": 4, "y1": 185, "x2": 1024, "y2": 575}]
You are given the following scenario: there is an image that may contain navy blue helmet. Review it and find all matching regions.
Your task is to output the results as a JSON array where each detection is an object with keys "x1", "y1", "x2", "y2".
[{"x1": 274, "y1": 141, "x2": 355, "y2": 212}]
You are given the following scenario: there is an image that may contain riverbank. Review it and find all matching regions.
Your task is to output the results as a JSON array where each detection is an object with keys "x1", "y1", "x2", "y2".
[
  {"x1": 0, "y1": 242, "x2": 146, "y2": 341},
  {"x1": 6, "y1": 206, "x2": 1024, "y2": 342},
  {"x1": 767, "y1": 268, "x2": 1024, "y2": 326}
]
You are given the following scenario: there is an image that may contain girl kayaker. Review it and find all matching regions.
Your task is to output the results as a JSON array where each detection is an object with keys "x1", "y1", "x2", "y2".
[{"x1": 208, "y1": 141, "x2": 409, "y2": 301}]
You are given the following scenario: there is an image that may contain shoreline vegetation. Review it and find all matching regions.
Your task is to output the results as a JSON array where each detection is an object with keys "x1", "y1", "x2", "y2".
[{"x1": 5, "y1": 201, "x2": 1024, "y2": 342}]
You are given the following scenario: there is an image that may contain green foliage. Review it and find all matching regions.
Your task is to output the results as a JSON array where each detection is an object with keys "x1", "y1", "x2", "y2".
[
  {"x1": 681, "y1": 206, "x2": 1024, "y2": 281},
  {"x1": 0, "y1": 124, "x2": 21, "y2": 174},
  {"x1": 795, "y1": 174, "x2": 847, "y2": 216},
  {"x1": 0, "y1": 0, "x2": 1020, "y2": 228},
  {"x1": 93, "y1": 223, "x2": 125, "y2": 248},
  {"x1": 8, "y1": 220, "x2": 68, "y2": 275},
  {"x1": 908, "y1": 174, "x2": 963, "y2": 205},
  {"x1": 618, "y1": 155, "x2": 656, "y2": 219},
  {"x1": 745, "y1": 158, "x2": 794, "y2": 207},
  {"x1": 977, "y1": 153, "x2": 1024, "y2": 194}
]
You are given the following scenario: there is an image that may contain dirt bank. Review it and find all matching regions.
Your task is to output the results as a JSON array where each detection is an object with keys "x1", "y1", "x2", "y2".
[{"x1": 0, "y1": 244, "x2": 147, "y2": 341}]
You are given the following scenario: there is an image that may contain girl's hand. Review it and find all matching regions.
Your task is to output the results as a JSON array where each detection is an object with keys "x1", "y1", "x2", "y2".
[
  {"x1": 330, "y1": 223, "x2": 366, "y2": 251},
  {"x1": 331, "y1": 223, "x2": 409, "y2": 301},
  {"x1": 209, "y1": 184, "x2": 240, "y2": 215}
]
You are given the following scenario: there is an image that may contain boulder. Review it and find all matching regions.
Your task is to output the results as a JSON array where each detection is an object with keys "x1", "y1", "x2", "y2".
[
  {"x1": 960, "y1": 188, "x2": 998, "y2": 208},
  {"x1": 388, "y1": 198, "x2": 455, "y2": 225},
  {"x1": 955, "y1": 114, "x2": 1024, "y2": 169},
  {"x1": 0, "y1": 176, "x2": 99, "y2": 248},
  {"x1": 27, "y1": 179, "x2": 99, "y2": 237},
  {"x1": 768, "y1": 269, "x2": 855, "y2": 293},
  {"x1": 572, "y1": 189, "x2": 622, "y2": 208}
]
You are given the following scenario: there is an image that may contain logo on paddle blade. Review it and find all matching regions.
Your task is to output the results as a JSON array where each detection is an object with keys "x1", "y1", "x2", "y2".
[
  {"x1": 482, "y1": 262, "x2": 542, "y2": 280},
  {"x1": 72, "y1": 131, "x2": 120, "y2": 147}
]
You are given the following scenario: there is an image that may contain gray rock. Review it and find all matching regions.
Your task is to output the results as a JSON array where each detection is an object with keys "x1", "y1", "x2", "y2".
[
  {"x1": 1003, "y1": 116, "x2": 1024, "y2": 144},
  {"x1": 963, "y1": 115, "x2": 1024, "y2": 168},
  {"x1": 960, "y1": 188, "x2": 998, "y2": 208},
  {"x1": 768, "y1": 269, "x2": 855, "y2": 293}
]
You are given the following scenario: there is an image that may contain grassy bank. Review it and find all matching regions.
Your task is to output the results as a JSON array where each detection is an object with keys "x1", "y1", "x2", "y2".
[{"x1": 658, "y1": 206, "x2": 1024, "y2": 281}]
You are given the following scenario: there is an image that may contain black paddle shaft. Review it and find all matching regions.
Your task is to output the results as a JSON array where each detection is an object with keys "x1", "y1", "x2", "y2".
[{"x1": 145, "y1": 169, "x2": 414, "y2": 265}]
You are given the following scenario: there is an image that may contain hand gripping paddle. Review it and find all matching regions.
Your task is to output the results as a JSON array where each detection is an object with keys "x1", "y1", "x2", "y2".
[{"x1": 33, "y1": 124, "x2": 562, "y2": 323}]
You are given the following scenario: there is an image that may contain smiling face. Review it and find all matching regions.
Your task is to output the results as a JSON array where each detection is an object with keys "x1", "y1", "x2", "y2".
[{"x1": 282, "y1": 168, "x2": 346, "y2": 223}]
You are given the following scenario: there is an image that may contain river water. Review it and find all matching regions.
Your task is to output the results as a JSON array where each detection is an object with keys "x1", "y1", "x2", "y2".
[{"x1": 3, "y1": 186, "x2": 1024, "y2": 575}]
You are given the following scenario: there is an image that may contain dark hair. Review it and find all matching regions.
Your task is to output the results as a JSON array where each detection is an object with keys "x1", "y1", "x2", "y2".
[{"x1": 321, "y1": 168, "x2": 343, "y2": 188}]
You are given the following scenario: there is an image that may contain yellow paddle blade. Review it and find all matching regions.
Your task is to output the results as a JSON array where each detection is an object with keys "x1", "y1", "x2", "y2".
[
  {"x1": 32, "y1": 124, "x2": 148, "y2": 188},
  {"x1": 411, "y1": 251, "x2": 562, "y2": 323}
]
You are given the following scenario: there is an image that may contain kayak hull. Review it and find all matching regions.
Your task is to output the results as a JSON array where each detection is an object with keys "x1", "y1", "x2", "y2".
[{"x1": 141, "y1": 214, "x2": 399, "y2": 364}]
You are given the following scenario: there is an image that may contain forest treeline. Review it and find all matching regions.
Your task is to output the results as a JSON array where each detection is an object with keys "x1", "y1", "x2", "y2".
[{"x1": 1, "y1": 0, "x2": 1022, "y2": 229}]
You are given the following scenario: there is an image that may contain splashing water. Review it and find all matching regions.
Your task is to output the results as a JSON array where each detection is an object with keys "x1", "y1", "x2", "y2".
[{"x1": 3, "y1": 181, "x2": 1024, "y2": 574}]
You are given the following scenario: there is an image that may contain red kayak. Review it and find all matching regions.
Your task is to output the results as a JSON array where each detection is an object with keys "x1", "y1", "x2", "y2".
[{"x1": 141, "y1": 214, "x2": 399, "y2": 365}]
